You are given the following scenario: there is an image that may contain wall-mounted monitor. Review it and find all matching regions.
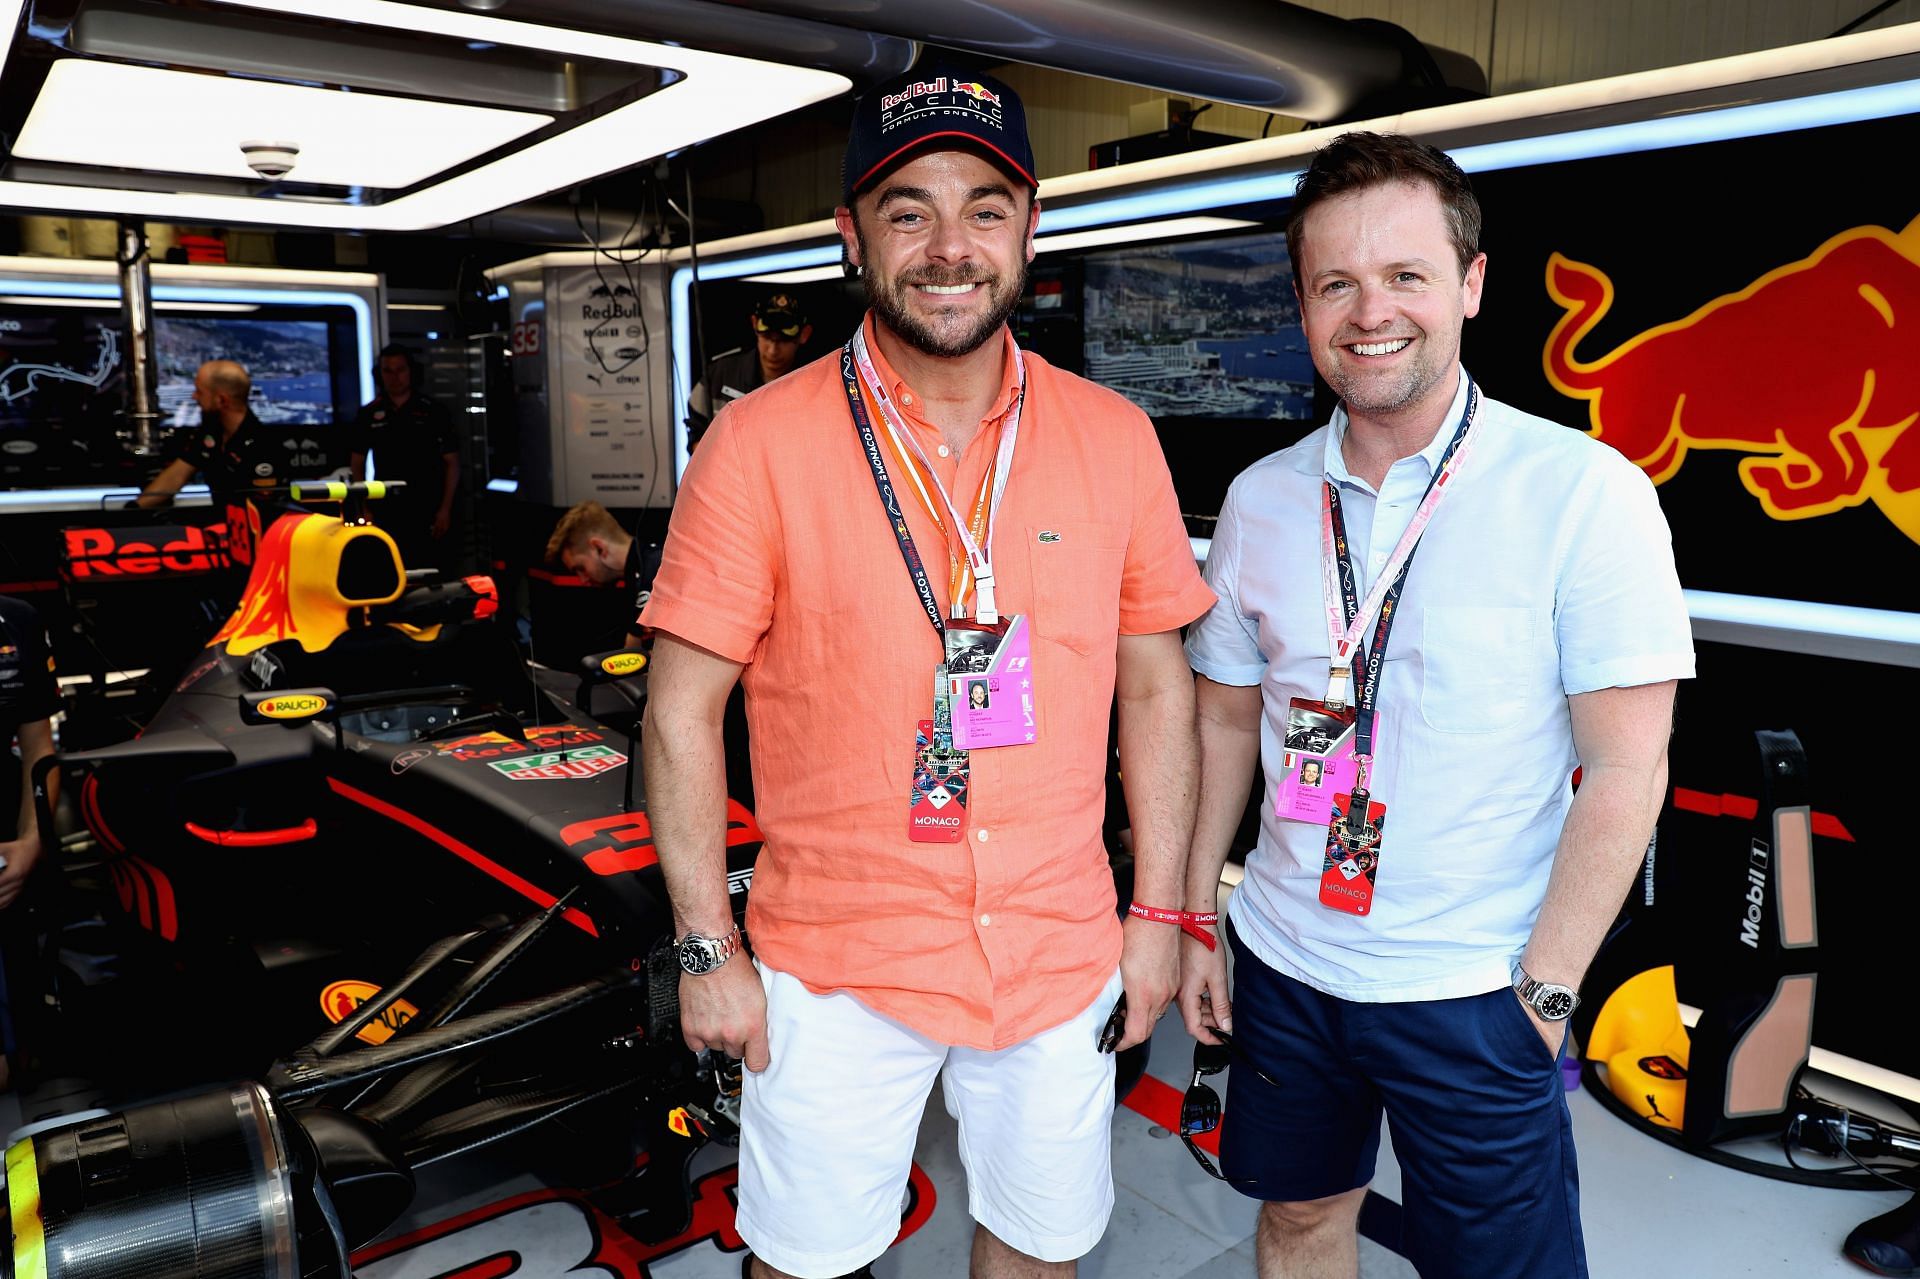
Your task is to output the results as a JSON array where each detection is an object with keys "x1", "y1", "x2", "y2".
[{"x1": 0, "y1": 297, "x2": 367, "y2": 488}]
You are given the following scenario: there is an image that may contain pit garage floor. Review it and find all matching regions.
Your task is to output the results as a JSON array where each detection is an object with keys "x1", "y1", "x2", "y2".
[
  {"x1": 4, "y1": 915, "x2": 1905, "y2": 1278},
  {"x1": 341, "y1": 895, "x2": 1907, "y2": 1279}
]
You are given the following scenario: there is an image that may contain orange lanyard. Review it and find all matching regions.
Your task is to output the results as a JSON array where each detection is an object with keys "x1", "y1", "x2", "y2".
[{"x1": 868, "y1": 390, "x2": 998, "y2": 614}]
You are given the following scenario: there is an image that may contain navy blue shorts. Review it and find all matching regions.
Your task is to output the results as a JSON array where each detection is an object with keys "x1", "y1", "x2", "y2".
[{"x1": 1221, "y1": 921, "x2": 1588, "y2": 1279}]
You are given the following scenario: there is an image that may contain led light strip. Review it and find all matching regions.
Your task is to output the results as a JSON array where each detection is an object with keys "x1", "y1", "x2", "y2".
[
  {"x1": 0, "y1": 296, "x2": 261, "y2": 312},
  {"x1": 0, "y1": 0, "x2": 847, "y2": 231},
  {"x1": 0, "y1": 486, "x2": 209, "y2": 510}
]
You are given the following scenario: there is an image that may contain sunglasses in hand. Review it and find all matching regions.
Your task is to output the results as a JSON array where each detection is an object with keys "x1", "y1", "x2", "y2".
[{"x1": 1179, "y1": 1027, "x2": 1279, "y2": 1183}]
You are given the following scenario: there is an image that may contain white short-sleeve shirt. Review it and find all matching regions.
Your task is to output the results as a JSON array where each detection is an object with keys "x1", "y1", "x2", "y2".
[{"x1": 1186, "y1": 370, "x2": 1695, "y2": 1002}]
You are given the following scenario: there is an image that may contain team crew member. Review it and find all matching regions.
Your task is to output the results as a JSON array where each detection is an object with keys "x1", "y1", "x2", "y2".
[
  {"x1": 347, "y1": 344, "x2": 459, "y2": 567},
  {"x1": 1179, "y1": 132, "x2": 1693, "y2": 1279},
  {"x1": 642, "y1": 66, "x2": 1213, "y2": 1279},
  {"x1": 0, "y1": 594, "x2": 60, "y2": 1088},
  {"x1": 544, "y1": 500, "x2": 661, "y2": 647},
  {"x1": 689, "y1": 292, "x2": 815, "y2": 443},
  {"x1": 136, "y1": 360, "x2": 290, "y2": 507}
]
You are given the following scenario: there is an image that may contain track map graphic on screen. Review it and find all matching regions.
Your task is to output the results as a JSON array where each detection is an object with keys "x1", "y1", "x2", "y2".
[{"x1": 0, "y1": 312, "x2": 337, "y2": 430}]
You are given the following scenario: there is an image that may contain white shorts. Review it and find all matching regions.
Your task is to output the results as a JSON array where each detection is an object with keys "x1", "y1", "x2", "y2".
[{"x1": 734, "y1": 964, "x2": 1123, "y2": 1278}]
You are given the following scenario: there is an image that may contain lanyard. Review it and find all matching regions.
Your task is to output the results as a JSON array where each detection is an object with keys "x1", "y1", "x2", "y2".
[
  {"x1": 1320, "y1": 376, "x2": 1481, "y2": 767},
  {"x1": 850, "y1": 326, "x2": 1024, "y2": 624}
]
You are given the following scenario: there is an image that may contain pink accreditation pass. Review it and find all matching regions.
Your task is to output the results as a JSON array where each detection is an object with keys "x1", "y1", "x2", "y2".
[
  {"x1": 1275, "y1": 696, "x2": 1367, "y2": 822},
  {"x1": 947, "y1": 614, "x2": 1036, "y2": 749}
]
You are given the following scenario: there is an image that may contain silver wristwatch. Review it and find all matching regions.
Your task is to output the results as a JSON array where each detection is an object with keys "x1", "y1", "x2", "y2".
[
  {"x1": 1512, "y1": 964, "x2": 1580, "y2": 1021},
  {"x1": 676, "y1": 926, "x2": 742, "y2": 976}
]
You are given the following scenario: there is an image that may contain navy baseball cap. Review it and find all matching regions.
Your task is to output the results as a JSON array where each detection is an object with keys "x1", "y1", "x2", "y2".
[
  {"x1": 842, "y1": 65, "x2": 1036, "y2": 206},
  {"x1": 751, "y1": 292, "x2": 807, "y2": 336}
]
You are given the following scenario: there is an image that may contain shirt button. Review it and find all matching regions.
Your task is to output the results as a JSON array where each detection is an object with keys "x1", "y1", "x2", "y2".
[
  {"x1": 902, "y1": 392, "x2": 914, "y2": 406},
  {"x1": 979, "y1": 914, "x2": 992, "y2": 927},
  {"x1": 936, "y1": 444, "x2": 950, "y2": 458},
  {"x1": 976, "y1": 829, "x2": 990, "y2": 842}
]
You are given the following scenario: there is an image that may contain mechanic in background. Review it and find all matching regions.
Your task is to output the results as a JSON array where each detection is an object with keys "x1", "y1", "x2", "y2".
[
  {"x1": 348, "y1": 344, "x2": 460, "y2": 570},
  {"x1": 544, "y1": 500, "x2": 662, "y2": 648},
  {"x1": 687, "y1": 292, "x2": 813, "y2": 450},
  {"x1": 0, "y1": 593, "x2": 61, "y2": 1089},
  {"x1": 135, "y1": 360, "x2": 291, "y2": 508}
]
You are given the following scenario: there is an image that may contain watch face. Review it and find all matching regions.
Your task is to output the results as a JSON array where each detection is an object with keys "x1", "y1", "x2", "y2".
[
  {"x1": 1538, "y1": 988, "x2": 1578, "y2": 1020},
  {"x1": 679, "y1": 939, "x2": 718, "y2": 975}
]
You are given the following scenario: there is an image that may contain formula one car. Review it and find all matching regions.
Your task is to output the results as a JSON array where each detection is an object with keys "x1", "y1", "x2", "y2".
[
  {"x1": 8, "y1": 484, "x2": 758, "y2": 1278},
  {"x1": 5, "y1": 484, "x2": 1148, "y2": 1279}
]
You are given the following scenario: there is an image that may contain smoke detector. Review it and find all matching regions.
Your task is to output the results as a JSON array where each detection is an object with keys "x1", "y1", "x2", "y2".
[{"x1": 240, "y1": 140, "x2": 300, "y2": 179}]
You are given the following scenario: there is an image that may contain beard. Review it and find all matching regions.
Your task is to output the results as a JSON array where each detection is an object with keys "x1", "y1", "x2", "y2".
[{"x1": 856, "y1": 223, "x2": 1027, "y2": 359}]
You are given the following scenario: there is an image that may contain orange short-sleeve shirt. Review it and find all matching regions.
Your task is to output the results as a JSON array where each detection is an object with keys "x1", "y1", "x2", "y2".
[{"x1": 642, "y1": 316, "x2": 1214, "y2": 1049}]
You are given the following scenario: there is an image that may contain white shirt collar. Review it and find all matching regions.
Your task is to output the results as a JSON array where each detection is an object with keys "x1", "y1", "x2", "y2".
[{"x1": 1321, "y1": 366, "x2": 1473, "y2": 486}]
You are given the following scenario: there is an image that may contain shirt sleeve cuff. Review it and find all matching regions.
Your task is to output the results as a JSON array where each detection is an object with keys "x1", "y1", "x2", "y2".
[
  {"x1": 1186, "y1": 651, "x2": 1266, "y2": 687},
  {"x1": 1118, "y1": 580, "x2": 1217, "y2": 637},
  {"x1": 1562, "y1": 652, "x2": 1696, "y2": 696},
  {"x1": 640, "y1": 592, "x2": 761, "y2": 665}
]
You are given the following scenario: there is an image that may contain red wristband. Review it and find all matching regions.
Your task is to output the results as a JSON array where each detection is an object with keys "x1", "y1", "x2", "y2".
[{"x1": 1128, "y1": 903, "x2": 1221, "y2": 951}]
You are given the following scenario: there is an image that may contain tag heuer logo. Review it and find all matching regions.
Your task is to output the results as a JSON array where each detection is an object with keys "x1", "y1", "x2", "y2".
[
  {"x1": 1037, "y1": 530, "x2": 1061, "y2": 543},
  {"x1": 488, "y1": 744, "x2": 626, "y2": 781}
]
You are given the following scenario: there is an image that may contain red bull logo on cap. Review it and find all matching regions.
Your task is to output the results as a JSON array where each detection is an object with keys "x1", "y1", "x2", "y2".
[
  {"x1": 879, "y1": 76, "x2": 1004, "y2": 127},
  {"x1": 953, "y1": 80, "x2": 1002, "y2": 107},
  {"x1": 1544, "y1": 213, "x2": 1920, "y2": 544}
]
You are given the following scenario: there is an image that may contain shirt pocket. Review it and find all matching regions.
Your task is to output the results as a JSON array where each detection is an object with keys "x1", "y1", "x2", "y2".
[
  {"x1": 1024, "y1": 521, "x2": 1127, "y2": 656},
  {"x1": 1418, "y1": 605, "x2": 1537, "y2": 734}
]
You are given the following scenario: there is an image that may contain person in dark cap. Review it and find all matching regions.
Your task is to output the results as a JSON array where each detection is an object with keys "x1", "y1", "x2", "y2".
[
  {"x1": 642, "y1": 61, "x2": 1211, "y2": 1279},
  {"x1": 687, "y1": 292, "x2": 814, "y2": 448}
]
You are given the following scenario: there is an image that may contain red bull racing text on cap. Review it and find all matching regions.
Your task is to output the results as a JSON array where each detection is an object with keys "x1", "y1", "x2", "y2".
[{"x1": 843, "y1": 66, "x2": 1036, "y2": 205}]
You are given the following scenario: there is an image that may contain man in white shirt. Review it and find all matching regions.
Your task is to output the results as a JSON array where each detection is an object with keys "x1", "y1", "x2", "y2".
[{"x1": 1178, "y1": 132, "x2": 1693, "y2": 1279}]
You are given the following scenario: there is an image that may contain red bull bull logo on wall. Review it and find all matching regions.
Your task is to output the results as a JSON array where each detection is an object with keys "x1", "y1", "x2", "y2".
[{"x1": 1544, "y1": 214, "x2": 1920, "y2": 544}]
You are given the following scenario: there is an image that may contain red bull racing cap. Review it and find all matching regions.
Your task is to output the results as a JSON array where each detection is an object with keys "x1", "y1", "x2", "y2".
[
  {"x1": 750, "y1": 292, "x2": 807, "y2": 337},
  {"x1": 843, "y1": 64, "x2": 1036, "y2": 206}
]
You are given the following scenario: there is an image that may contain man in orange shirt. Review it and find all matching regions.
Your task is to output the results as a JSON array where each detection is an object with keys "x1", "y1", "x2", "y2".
[{"x1": 641, "y1": 65, "x2": 1213, "y2": 1279}]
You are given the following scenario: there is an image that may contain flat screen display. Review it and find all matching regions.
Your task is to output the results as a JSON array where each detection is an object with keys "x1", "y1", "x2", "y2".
[
  {"x1": 1082, "y1": 230, "x2": 1313, "y2": 424},
  {"x1": 0, "y1": 300, "x2": 362, "y2": 485},
  {"x1": 155, "y1": 317, "x2": 334, "y2": 426}
]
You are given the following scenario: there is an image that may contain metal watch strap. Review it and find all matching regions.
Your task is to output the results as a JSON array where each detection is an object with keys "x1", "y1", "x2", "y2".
[
  {"x1": 1513, "y1": 964, "x2": 1579, "y2": 1020},
  {"x1": 677, "y1": 926, "x2": 741, "y2": 975}
]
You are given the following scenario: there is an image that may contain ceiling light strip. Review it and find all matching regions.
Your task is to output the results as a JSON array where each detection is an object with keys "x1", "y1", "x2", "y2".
[{"x1": 0, "y1": 0, "x2": 844, "y2": 231}]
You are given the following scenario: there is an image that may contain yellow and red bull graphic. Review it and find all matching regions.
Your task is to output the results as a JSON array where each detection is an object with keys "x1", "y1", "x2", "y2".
[
  {"x1": 1544, "y1": 213, "x2": 1920, "y2": 543},
  {"x1": 319, "y1": 979, "x2": 420, "y2": 1046},
  {"x1": 952, "y1": 79, "x2": 1002, "y2": 107},
  {"x1": 211, "y1": 512, "x2": 408, "y2": 656}
]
